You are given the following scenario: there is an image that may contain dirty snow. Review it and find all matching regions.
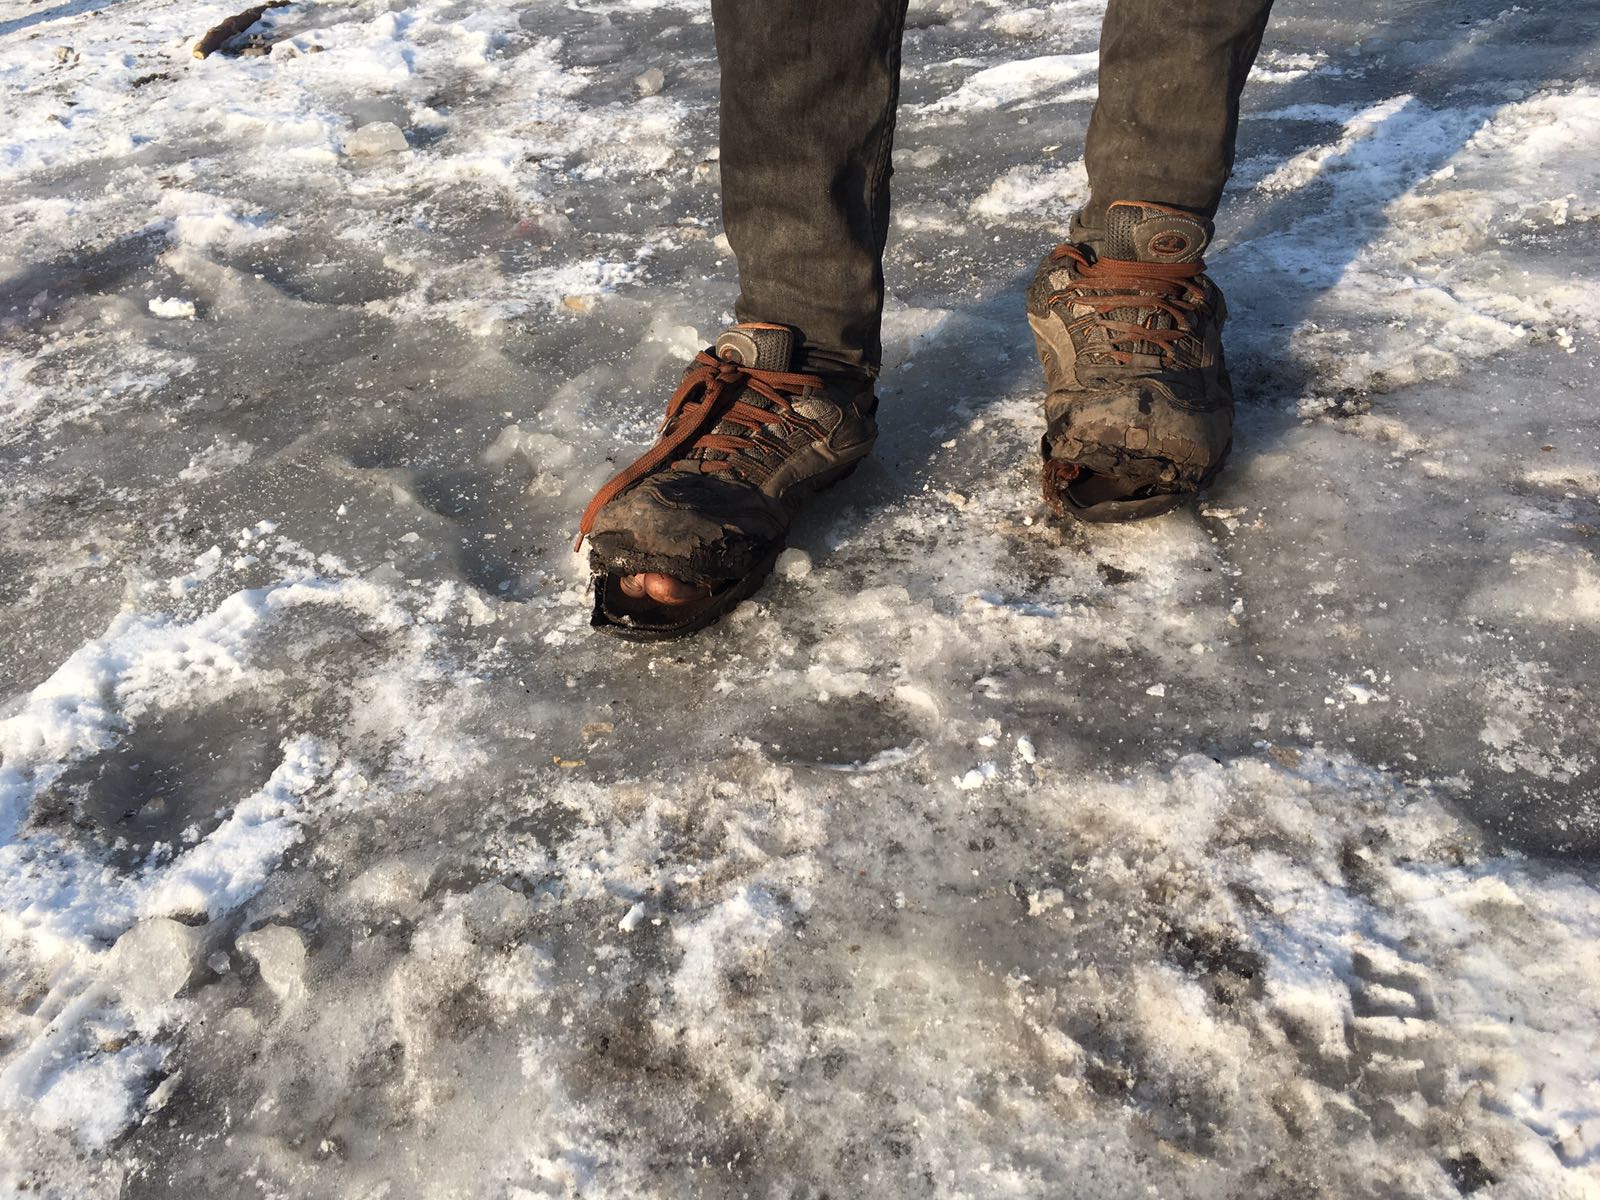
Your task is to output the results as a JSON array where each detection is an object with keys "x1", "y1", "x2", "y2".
[{"x1": 2, "y1": 0, "x2": 1598, "y2": 1196}]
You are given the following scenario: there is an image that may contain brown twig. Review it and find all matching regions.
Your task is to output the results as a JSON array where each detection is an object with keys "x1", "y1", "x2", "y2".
[{"x1": 192, "y1": 1, "x2": 290, "y2": 60}]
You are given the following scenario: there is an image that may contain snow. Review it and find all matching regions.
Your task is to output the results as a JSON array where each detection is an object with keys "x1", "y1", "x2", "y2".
[
  {"x1": 2, "y1": 0, "x2": 1600, "y2": 1196},
  {"x1": 915, "y1": 52, "x2": 1099, "y2": 115},
  {"x1": 146, "y1": 296, "x2": 196, "y2": 320}
]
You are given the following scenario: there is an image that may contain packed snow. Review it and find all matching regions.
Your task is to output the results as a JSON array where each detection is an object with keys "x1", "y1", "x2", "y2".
[{"x1": 1, "y1": 0, "x2": 1598, "y2": 1196}]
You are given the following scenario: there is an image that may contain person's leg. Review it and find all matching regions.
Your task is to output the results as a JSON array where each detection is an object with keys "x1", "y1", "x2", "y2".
[
  {"x1": 711, "y1": 0, "x2": 911, "y2": 377},
  {"x1": 1082, "y1": 0, "x2": 1275, "y2": 228},
  {"x1": 578, "y1": 1, "x2": 906, "y2": 633}
]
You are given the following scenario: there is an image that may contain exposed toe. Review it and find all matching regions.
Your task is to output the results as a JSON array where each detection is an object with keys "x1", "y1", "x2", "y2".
[{"x1": 618, "y1": 573, "x2": 713, "y2": 606}]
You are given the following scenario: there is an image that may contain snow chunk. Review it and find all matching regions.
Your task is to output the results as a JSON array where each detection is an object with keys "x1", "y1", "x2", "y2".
[
  {"x1": 669, "y1": 885, "x2": 786, "y2": 1024},
  {"x1": 774, "y1": 548, "x2": 812, "y2": 580},
  {"x1": 343, "y1": 121, "x2": 409, "y2": 157},
  {"x1": 236, "y1": 925, "x2": 307, "y2": 1003},
  {"x1": 1028, "y1": 887, "x2": 1065, "y2": 917},
  {"x1": 147, "y1": 296, "x2": 196, "y2": 320},
  {"x1": 341, "y1": 852, "x2": 439, "y2": 919},
  {"x1": 27, "y1": 1043, "x2": 165, "y2": 1150},
  {"x1": 108, "y1": 918, "x2": 204, "y2": 1006}
]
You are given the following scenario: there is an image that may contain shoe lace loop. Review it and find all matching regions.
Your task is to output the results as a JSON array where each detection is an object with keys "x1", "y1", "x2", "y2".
[
  {"x1": 574, "y1": 350, "x2": 825, "y2": 550},
  {"x1": 1047, "y1": 243, "x2": 1206, "y2": 365}
]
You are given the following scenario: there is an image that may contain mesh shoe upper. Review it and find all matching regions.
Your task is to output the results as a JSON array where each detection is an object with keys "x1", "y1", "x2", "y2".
[{"x1": 1029, "y1": 201, "x2": 1229, "y2": 406}]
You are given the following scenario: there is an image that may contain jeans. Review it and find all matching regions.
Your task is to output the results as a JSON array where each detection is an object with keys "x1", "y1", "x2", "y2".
[{"x1": 709, "y1": 0, "x2": 1276, "y2": 376}]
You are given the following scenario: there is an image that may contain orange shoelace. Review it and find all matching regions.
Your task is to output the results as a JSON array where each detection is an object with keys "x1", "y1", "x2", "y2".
[
  {"x1": 1047, "y1": 244, "x2": 1206, "y2": 364},
  {"x1": 574, "y1": 350, "x2": 825, "y2": 550}
]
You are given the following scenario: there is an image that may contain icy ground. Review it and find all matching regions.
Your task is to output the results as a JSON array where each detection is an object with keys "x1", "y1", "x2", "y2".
[{"x1": 1, "y1": 0, "x2": 1598, "y2": 1194}]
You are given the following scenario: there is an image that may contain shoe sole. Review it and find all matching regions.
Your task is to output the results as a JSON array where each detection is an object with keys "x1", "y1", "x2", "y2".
[{"x1": 1044, "y1": 438, "x2": 1232, "y2": 524}]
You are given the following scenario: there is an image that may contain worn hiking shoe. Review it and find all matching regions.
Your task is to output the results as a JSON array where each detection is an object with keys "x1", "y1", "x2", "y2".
[
  {"x1": 575, "y1": 323, "x2": 877, "y2": 640},
  {"x1": 1026, "y1": 200, "x2": 1234, "y2": 521}
]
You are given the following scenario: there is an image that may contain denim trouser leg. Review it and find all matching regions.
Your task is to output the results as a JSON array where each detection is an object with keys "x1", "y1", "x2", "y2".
[
  {"x1": 711, "y1": 0, "x2": 910, "y2": 377},
  {"x1": 1083, "y1": 0, "x2": 1276, "y2": 226},
  {"x1": 710, "y1": 0, "x2": 1274, "y2": 371}
]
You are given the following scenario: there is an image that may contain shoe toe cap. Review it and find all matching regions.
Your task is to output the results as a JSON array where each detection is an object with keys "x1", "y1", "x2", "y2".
[{"x1": 586, "y1": 470, "x2": 786, "y2": 567}]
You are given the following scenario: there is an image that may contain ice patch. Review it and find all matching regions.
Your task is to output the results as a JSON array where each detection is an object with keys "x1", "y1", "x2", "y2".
[
  {"x1": 1250, "y1": 49, "x2": 1337, "y2": 84},
  {"x1": 0, "y1": 562, "x2": 473, "y2": 1151},
  {"x1": 917, "y1": 52, "x2": 1098, "y2": 115},
  {"x1": 970, "y1": 160, "x2": 1088, "y2": 219},
  {"x1": 140, "y1": 738, "x2": 338, "y2": 920}
]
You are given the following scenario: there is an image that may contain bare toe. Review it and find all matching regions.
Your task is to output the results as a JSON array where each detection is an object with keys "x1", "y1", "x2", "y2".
[{"x1": 618, "y1": 573, "x2": 711, "y2": 606}]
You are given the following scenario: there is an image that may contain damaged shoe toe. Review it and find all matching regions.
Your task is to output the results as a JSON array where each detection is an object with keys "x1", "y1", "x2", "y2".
[
  {"x1": 1027, "y1": 200, "x2": 1235, "y2": 523},
  {"x1": 576, "y1": 323, "x2": 877, "y2": 640}
]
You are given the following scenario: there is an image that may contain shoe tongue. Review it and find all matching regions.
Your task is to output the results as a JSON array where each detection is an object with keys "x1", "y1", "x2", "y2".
[
  {"x1": 686, "y1": 325, "x2": 797, "y2": 469},
  {"x1": 1102, "y1": 201, "x2": 1213, "y2": 264},
  {"x1": 714, "y1": 324, "x2": 794, "y2": 372}
]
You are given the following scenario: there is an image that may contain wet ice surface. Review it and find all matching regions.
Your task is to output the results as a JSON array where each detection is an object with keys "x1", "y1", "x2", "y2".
[{"x1": 2, "y1": 0, "x2": 1599, "y2": 1195}]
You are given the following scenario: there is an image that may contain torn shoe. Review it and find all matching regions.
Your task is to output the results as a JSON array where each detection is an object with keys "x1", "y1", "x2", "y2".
[
  {"x1": 575, "y1": 323, "x2": 877, "y2": 640},
  {"x1": 1026, "y1": 200, "x2": 1235, "y2": 522}
]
